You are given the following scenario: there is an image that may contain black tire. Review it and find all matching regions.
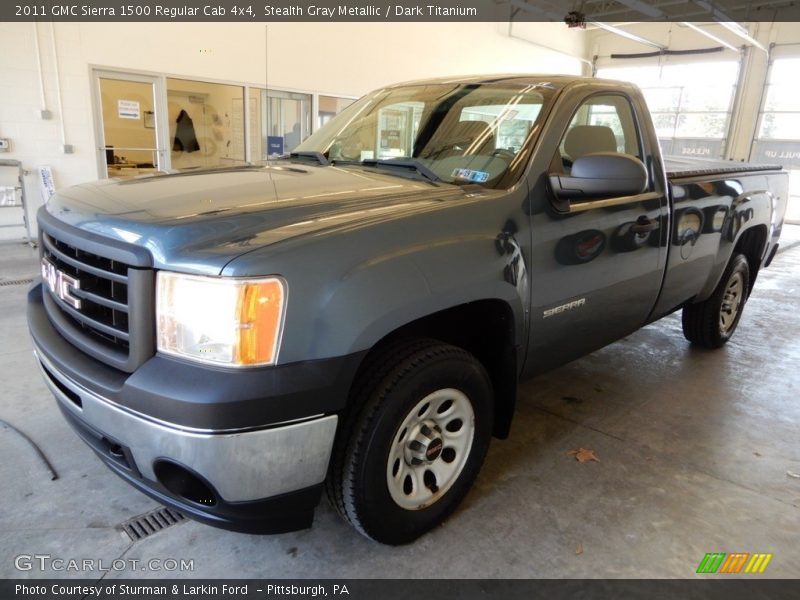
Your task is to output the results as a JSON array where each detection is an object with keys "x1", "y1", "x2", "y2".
[
  {"x1": 682, "y1": 253, "x2": 750, "y2": 348},
  {"x1": 326, "y1": 338, "x2": 493, "y2": 545}
]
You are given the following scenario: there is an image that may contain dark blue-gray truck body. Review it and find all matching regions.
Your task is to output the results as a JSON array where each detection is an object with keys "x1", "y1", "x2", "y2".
[{"x1": 27, "y1": 76, "x2": 788, "y2": 534}]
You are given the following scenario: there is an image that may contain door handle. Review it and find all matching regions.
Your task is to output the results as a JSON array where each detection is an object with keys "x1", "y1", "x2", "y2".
[{"x1": 630, "y1": 216, "x2": 659, "y2": 234}]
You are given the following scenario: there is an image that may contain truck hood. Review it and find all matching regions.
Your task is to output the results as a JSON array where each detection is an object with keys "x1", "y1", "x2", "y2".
[{"x1": 45, "y1": 164, "x2": 468, "y2": 275}]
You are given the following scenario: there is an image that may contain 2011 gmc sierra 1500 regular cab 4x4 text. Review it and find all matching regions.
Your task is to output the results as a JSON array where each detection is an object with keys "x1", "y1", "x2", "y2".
[{"x1": 28, "y1": 75, "x2": 788, "y2": 544}]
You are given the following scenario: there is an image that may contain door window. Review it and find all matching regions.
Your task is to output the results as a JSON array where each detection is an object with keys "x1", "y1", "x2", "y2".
[
  {"x1": 98, "y1": 78, "x2": 160, "y2": 178},
  {"x1": 560, "y1": 94, "x2": 642, "y2": 162}
]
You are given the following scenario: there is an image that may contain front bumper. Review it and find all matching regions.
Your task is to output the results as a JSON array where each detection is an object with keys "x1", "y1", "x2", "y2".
[
  {"x1": 36, "y1": 346, "x2": 337, "y2": 532},
  {"x1": 28, "y1": 283, "x2": 354, "y2": 533}
]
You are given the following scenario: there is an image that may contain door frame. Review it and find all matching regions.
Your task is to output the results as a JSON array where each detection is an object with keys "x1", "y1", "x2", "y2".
[{"x1": 90, "y1": 68, "x2": 170, "y2": 178}]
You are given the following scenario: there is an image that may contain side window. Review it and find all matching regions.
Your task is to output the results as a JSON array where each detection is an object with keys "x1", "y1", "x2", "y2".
[{"x1": 560, "y1": 94, "x2": 642, "y2": 162}]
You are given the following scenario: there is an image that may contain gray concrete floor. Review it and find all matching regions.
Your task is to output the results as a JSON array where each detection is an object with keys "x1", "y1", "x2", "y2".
[{"x1": 1, "y1": 228, "x2": 799, "y2": 579}]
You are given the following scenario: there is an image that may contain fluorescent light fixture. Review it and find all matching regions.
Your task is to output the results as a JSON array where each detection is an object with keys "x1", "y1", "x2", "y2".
[
  {"x1": 589, "y1": 22, "x2": 667, "y2": 50},
  {"x1": 692, "y1": 1, "x2": 767, "y2": 52},
  {"x1": 716, "y1": 21, "x2": 767, "y2": 52},
  {"x1": 682, "y1": 22, "x2": 740, "y2": 52}
]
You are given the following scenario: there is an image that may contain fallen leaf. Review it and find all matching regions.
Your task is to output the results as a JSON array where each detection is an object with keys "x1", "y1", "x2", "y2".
[
  {"x1": 568, "y1": 448, "x2": 600, "y2": 463},
  {"x1": 576, "y1": 543, "x2": 584, "y2": 555},
  {"x1": 787, "y1": 471, "x2": 800, "y2": 479}
]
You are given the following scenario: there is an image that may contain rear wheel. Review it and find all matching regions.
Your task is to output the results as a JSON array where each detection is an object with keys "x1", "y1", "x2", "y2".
[
  {"x1": 327, "y1": 339, "x2": 493, "y2": 544},
  {"x1": 682, "y1": 253, "x2": 750, "y2": 348}
]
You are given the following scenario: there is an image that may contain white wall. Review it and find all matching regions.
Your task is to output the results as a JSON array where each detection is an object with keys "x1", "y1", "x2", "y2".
[{"x1": 0, "y1": 21, "x2": 586, "y2": 238}]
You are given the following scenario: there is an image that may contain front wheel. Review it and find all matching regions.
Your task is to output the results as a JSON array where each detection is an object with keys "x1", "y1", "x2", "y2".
[
  {"x1": 327, "y1": 339, "x2": 493, "y2": 544},
  {"x1": 682, "y1": 253, "x2": 750, "y2": 348}
]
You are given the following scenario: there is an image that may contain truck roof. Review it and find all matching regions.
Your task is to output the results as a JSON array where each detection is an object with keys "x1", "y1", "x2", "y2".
[{"x1": 385, "y1": 74, "x2": 633, "y2": 89}]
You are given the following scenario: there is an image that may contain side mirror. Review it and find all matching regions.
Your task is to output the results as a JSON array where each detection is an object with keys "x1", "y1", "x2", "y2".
[{"x1": 549, "y1": 152, "x2": 648, "y2": 208}]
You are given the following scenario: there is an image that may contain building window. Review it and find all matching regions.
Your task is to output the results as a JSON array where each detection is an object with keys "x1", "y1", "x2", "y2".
[
  {"x1": 166, "y1": 78, "x2": 246, "y2": 169},
  {"x1": 752, "y1": 57, "x2": 800, "y2": 223},
  {"x1": 597, "y1": 61, "x2": 739, "y2": 158},
  {"x1": 319, "y1": 95, "x2": 355, "y2": 129}
]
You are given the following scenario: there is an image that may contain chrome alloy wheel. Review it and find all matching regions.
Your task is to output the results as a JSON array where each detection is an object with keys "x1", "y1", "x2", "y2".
[
  {"x1": 386, "y1": 388, "x2": 475, "y2": 510},
  {"x1": 720, "y1": 271, "x2": 745, "y2": 333}
]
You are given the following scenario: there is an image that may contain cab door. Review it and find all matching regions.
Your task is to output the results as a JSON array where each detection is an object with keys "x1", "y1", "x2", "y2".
[{"x1": 524, "y1": 89, "x2": 669, "y2": 376}]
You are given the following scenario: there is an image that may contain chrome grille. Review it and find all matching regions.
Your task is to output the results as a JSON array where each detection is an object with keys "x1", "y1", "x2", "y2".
[
  {"x1": 42, "y1": 232, "x2": 131, "y2": 352},
  {"x1": 38, "y1": 213, "x2": 155, "y2": 373}
]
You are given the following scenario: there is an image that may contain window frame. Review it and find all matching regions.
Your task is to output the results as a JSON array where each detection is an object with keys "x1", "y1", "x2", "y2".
[{"x1": 557, "y1": 91, "x2": 647, "y2": 166}]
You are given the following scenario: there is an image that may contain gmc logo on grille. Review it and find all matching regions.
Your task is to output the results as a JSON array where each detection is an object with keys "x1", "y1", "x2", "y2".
[{"x1": 41, "y1": 258, "x2": 82, "y2": 310}]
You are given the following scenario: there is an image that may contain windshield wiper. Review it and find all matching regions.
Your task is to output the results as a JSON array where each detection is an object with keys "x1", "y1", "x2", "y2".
[
  {"x1": 286, "y1": 151, "x2": 330, "y2": 166},
  {"x1": 361, "y1": 159, "x2": 441, "y2": 183}
]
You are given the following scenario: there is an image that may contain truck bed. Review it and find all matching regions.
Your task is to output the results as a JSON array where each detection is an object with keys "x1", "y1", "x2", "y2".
[{"x1": 664, "y1": 156, "x2": 783, "y2": 180}]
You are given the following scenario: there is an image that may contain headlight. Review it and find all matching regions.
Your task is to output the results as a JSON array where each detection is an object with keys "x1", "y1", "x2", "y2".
[{"x1": 156, "y1": 272, "x2": 286, "y2": 367}]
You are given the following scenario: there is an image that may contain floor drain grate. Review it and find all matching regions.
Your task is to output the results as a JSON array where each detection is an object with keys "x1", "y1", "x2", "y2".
[
  {"x1": 118, "y1": 507, "x2": 186, "y2": 541},
  {"x1": 0, "y1": 278, "x2": 34, "y2": 287}
]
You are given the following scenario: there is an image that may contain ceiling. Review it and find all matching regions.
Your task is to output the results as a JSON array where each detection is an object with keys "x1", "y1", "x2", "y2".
[{"x1": 507, "y1": 0, "x2": 799, "y2": 23}]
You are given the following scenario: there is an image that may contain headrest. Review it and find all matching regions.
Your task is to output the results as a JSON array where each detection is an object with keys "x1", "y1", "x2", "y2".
[{"x1": 564, "y1": 125, "x2": 618, "y2": 159}]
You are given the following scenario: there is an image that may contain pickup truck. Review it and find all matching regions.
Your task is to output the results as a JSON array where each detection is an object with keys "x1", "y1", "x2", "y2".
[{"x1": 28, "y1": 75, "x2": 788, "y2": 545}]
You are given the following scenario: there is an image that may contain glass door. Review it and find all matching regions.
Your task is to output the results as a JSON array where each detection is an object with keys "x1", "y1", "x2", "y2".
[
  {"x1": 93, "y1": 70, "x2": 166, "y2": 178},
  {"x1": 250, "y1": 89, "x2": 312, "y2": 159}
]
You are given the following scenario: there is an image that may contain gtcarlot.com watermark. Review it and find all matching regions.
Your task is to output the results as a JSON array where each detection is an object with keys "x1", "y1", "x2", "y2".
[{"x1": 14, "y1": 554, "x2": 194, "y2": 573}]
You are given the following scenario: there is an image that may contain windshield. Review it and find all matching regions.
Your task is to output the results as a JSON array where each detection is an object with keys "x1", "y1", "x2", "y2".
[{"x1": 292, "y1": 82, "x2": 555, "y2": 188}]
